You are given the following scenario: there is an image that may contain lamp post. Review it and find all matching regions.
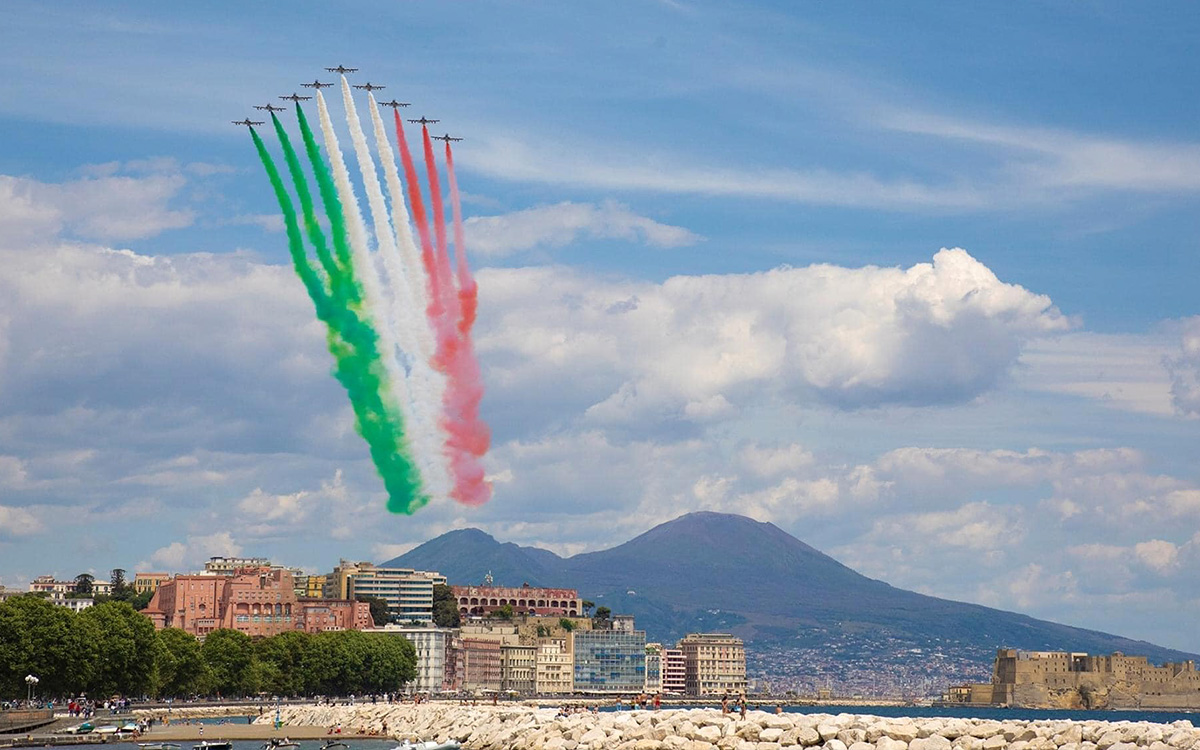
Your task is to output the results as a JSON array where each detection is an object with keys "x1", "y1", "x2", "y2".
[{"x1": 24, "y1": 674, "x2": 39, "y2": 703}]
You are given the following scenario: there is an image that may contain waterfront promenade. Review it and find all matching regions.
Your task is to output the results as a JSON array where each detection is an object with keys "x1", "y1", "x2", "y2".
[{"x1": 256, "y1": 703, "x2": 1200, "y2": 750}]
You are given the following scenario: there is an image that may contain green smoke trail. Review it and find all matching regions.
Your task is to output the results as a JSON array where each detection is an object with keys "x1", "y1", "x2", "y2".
[
  {"x1": 271, "y1": 112, "x2": 339, "y2": 296},
  {"x1": 250, "y1": 125, "x2": 428, "y2": 515},
  {"x1": 295, "y1": 104, "x2": 358, "y2": 299}
]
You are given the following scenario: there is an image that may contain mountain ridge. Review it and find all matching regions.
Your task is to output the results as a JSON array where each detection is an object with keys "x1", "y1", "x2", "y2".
[{"x1": 384, "y1": 511, "x2": 1197, "y2": 668}]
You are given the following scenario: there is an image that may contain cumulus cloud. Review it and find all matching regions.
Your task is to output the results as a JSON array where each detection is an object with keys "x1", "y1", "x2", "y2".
[
  {"x1": 0, "y1": 169, "x2": 193, "y2": 244},
  {"x1": 146, "y1": 532, "x2": 241, "y2": 571},
  {"x1": 465, "y1": 200, "x2": 700, "y2": 256},
  {"x1": 0, "y1": 504, "x2": 43, "y2": 538},
  {"x1": 479, "y1": 247, "x2": 1069, "y2": 424},
  {"x1": 1166, "y1": 316, "x2": 1200, "y2": 416}
]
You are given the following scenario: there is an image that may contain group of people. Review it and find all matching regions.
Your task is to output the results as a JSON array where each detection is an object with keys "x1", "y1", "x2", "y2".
[
  {"x1": 555, "y1": 704, "x2": 600, "y2": 717},
  {"x1": 720, "y1": 693, "x2": 748, "y2": 718}
]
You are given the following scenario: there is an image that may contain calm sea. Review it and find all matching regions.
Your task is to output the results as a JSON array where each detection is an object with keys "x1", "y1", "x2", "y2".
[{"x1": 602, "y1": 704, "x2": 1197, "y2": 724}]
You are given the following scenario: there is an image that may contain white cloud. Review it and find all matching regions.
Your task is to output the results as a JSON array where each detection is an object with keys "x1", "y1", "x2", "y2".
[
  {"x1": 147, "y1": 532, "x2": 241, "y2": 571},
  {"x1": 1166, "y1": 316, "x2": 1200, "y2": 416},
  {"x1": 738, "y1": 443, "x2": 814, "y2": 478},
  {"x1": 471, "y1": 135, "x2": 990, "y2": 211},
  {"x1": 464, "y1": 201, "x2": 699, "y2": 256},
  {"x1": 883, "y1": 111, "x2": 1200, "y2": 193},
  {"x1": 0, "y1": 504, "x2": 42, "y2": 538},
  {"x1": 1018, "y1": 333, "x2": 1177, "y2": 416},
  {"x1": 479, "y1": 247, "x2": 1069, "y2": 421},
  {"x1": 0, "y1": 169, "x2": 193, "y2": 244}
]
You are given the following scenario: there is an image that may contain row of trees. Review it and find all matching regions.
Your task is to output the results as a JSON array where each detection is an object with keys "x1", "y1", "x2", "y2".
[
  {"x1": 61, "y1": 569, "x2": 155, "y2": 610},
  {"x1": 0, "y1": 595, "x2": 415, "y2": 700}
]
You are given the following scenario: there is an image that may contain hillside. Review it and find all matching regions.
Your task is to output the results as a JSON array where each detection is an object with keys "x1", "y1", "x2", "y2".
[{"x1": 383, "y1": 511, "x2": 1197, "y2": 670}]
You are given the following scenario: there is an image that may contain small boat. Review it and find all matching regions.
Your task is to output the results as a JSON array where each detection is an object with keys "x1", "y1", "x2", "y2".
[
  {"x1": 263, "y1": 740, "x2": 301, "y2": 750},
  {"x1": 139, "y1": 743, "x2": 182, "y2": 750},
  {"x1": 93, "y1": 725, "x2": 121, "y2": 735},
  {"x1": 321, "y1": 742, "x2": 349, "y2": 750},
  {"x1": 194, "y1": 742, "x2": 234, "y2": 750}
]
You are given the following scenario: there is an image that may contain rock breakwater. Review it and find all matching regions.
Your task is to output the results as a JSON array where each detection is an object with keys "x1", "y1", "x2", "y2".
[{"x1": 263, "y1": 704, "x2": 1200, "y2": 750}]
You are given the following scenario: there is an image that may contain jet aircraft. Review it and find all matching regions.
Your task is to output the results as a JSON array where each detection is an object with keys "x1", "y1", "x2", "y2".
[
  {"x1": 279, "y1": 92, "x2": 312, "y2": 103},
  {"x1": 407, "y1": 117, "x2": 439, "y2": 126},
  {"x1": 379, "y1": 99, "x2": 410, "y2": 108},
  {"x1": 326, "y1": 65, "x2": 358, "y2": 74},
  {"x1": 231, "y1": 118, "x2": 264, "y2": 126},
  {"x1": 301, "y1": 80, "x2": 333, "y2": 89},
  {"x1": 254, "y1": 103, "x2": 286, "y2": 112},
  {"x1": 432, "y1": 134, "x2": 463, "y2": 143},
  {"x1": 353, "y1": 82, "x2": 385, "y2": 92}
]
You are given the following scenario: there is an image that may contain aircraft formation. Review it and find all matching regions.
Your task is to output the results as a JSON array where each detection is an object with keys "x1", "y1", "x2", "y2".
[{"x1": 232, "y1": 66, "x2": 463, "y2": 143}]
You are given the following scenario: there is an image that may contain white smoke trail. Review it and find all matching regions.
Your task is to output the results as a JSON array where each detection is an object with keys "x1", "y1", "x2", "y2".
[
  {"x1": 366, "y1": 93, "x2": 451, "y2": 498},
  {"x1": 341, "y1": 81, "x2": 450, "y2": 498},
  {"x1": 315, "y1": 85, "x2": 414, "y2": 444}
]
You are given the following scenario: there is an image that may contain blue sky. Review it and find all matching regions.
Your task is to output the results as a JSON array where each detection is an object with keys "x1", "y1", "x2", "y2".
[{"x1": 2, "y1": 2, "x2": 1200, "y2": 653}]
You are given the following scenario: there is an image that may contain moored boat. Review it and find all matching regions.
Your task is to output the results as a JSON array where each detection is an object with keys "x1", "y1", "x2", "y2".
[
  {"x1": 139, "y1": 743, "x2": 182, "y2": 750},
  {"x1": 193, "y1": 742, "x2": 234, "y2": 750}
]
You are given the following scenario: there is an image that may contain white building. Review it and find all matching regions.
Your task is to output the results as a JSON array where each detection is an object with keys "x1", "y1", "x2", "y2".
[
  {"x1": 645, "y1": 643, "x2": 664, "y2": 693},
  {"x1": 326, "y1": 561, "x2": 446, "y2": 623},
  {"x1": 536, "y1": 640, "x2": 574, "y2": 695},
  {"x1": 375, "y1": 624, "x2": 453, "y2": 693}
]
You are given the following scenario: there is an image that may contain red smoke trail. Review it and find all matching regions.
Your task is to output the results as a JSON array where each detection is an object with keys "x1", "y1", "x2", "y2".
[
  {"x1": 441, "y1": 139, "x2": 490, "y2": 505},
  {"x1": 392, "y1": 110, "x2": 443, "y2": 324},
  {"x1": 422, "y1": 126, "x2": 459, "y2": 330},
  {"x1": 444, "y1": 141, "x2": 477, "y2": 335}
]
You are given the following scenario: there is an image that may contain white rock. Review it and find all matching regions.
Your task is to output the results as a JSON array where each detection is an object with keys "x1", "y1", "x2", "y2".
[{"x1": 911, "y1": 736, "x2": 952, "y2": 750}]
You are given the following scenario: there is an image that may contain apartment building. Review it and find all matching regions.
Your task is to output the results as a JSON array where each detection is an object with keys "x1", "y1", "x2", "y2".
[{"x1": 678, "y1": 633, "x2": 747, "y2": 697}]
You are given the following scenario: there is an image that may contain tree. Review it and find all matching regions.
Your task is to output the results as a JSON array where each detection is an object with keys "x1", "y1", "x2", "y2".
[
  {"x1": 536, "y1": 625, "x2": 549, "y2": 638},
  {"x1": 110, "y1": 569, "x2": 129, "y2": 600},
  {"x1": 581, "y1": 600, "x2": 595, "y2": 616},
  {"x1": 201, "y1": 628, "x2": 255, "y2": 697},
  {"x1": 79, "y1": 601, "x2": 157, "y2": 696},
  {"x1": 73, "y1": 573, "x2": 95, "y2": 596},
  {"x1": 592, "y1": 606, "x2": 611, "y2": 630},
  {"x1": 356, "y1": 595, "x2": 391, "y2": 627},
  {"x1": 360, "y1": 634, "x2": 416, "y2": 693},
  {"x1": 129, "y1": 589, "x2": 154, "y2": 611},
  {"x1": 432, "y1": 584, "x2": 460, "y2": 628},
  {"x1": 558, "y1": 618, "x2": 576, "y2": 633},
  {"x1": 255, "y1": 631, "x2": 311, "y2": 697},
  {"x1": 493, "y1": 603, "x2": 514, "y2": 621},
  {"x1": 154, "y1": 628, "x2": 208, "y2": 698},
  {"x1": 0, "y1": 594, "x2": 98, "y2": 699}
]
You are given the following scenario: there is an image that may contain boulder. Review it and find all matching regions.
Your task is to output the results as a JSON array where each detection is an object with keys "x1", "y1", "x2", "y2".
[
  {"x1": 759, "y1": 729, "x2": 783, "y2": 743},
  {"x1": 911, "y1": 736, "x2": 952, "y2": 750},
  {"x1": 886, "y1": 726, "x2": 920, "y2": 744}
]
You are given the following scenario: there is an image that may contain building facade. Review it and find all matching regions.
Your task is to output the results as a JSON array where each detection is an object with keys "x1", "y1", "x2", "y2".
[
  {"x1": 501, "y1": 643, "x2": 537, "y2": 695},
  {"x1": 453, "y1": 582, "x2": 582, "y2": 618},
  {"x1": 143, "y1": 568, "x2": 371, "y2": 638},
  {"x1": 374, "y1": 624, "x2": 453, "y2": 694},
  {"x1": 459, "y1": 637, "x2": 503, "y2": 692},
  {"x1": 662, "y1": 647, "x2": 686, "y2": 695},
  {"x1": 644, "y1": 643, "x2": 663, "y2": 694},
  {"x1": 573, "y1": 627, "x2": 647, "y2": 694},
  {"x1": 133, "y1": 573, "x2": 170, "y2": 595},
  {"x1": 325, "y1": 560, "x2": 446, "y2": 623},
  {"x1": 30, "y1": 575, "x2": 111, "y2": 597},
  {"x1": 535, "y1": 640, "x2": 574, "y2": 695},
  {"x1": 678, "y1": 633, "x2": 747, "y2": 697},
  {"x1": 201, "y1": 556, "x2": 271, "y2": 575}
]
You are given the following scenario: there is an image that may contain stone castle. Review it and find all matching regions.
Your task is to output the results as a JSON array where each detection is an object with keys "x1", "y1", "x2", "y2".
[{"x1": 948, "y1": 648, "x2": 1200, "y2": 709}]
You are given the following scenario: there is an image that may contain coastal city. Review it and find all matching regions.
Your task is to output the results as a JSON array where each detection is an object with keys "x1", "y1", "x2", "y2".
[{"x1": 0, "y1": 557, "x2": 748, "y2": 700}]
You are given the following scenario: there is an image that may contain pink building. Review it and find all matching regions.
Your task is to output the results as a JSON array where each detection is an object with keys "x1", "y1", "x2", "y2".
[
  {"x1": 458, "y1": 637, "x2": 503, "y2": 692},
  {"x1": 144, "y1": 568, "x2": 370, "y2": 638},
  {"x1": 453, "y1": 582, "x2": 581, "y2": 617}
]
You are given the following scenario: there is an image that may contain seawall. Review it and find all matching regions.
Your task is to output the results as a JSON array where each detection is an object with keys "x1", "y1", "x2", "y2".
[{"x1": 262, "y1": 704, "x2": 1200, "y2": 750}]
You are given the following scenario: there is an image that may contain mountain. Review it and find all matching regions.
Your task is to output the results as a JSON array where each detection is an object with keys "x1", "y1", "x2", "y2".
[{"x1": 383, "y1": 512, "x2": 1197, "y2": 670}]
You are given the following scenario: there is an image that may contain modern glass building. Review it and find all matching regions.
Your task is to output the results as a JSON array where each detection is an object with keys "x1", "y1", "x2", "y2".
[{"x1": 573, "y1": 628, "x2": 647, "y2": 694}]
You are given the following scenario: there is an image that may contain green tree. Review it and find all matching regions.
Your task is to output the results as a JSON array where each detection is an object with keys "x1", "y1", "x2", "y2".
[
  {"x1": 493, "y1": 603, "x2": 514, "y2": 621},
  {"x1": 558, "y1": 618, "x2": 576, "y2": 632},
  {"x1": 201, "y1": 628, "x2": 255, "y2": 697},
  {"x1": 360, "y1": 634, "x2": 416, "y2": 693},
  {"x1": 73, "y1": 573, "x2": 95, "y2": 595},
  {"x1": 592, "y1": 606, "x2": 611, "y2": 630},
  {"x1": 109, "y1": 569, "x2": 129, "y2": 600},
  {"x1": 0, "y1": 594, "x2": 98, "y2": 699},
  {"x1": 581, "y1": 600, "x2": 595, "y2": 616},
  {"x1": 255, "y1": 631, "x2": 311, "y2": 697},
  {"x1": 154, "y1": 628, "x2": 208, "y2": 697},
  {"x1": 129, "y1": 589, "x2": 154, "y2": 611},
  {"x1": 356, "y1": 595, "x2": 391, "y2": 626},
  {"x1": 432, "y1": 584, "x2": 460, "y2": 628},
  {"x1": 79, "y1": 601, "x2": 157, "y2": 696}
]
